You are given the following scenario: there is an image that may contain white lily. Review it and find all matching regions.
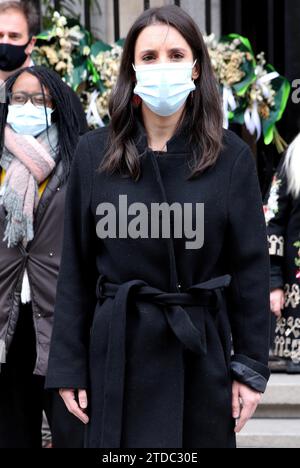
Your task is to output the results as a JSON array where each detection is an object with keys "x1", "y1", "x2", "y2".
[
  {"x1": 86, "y1": 90, "x2": 105, "y2": 128},
  {"x1": 222, "y1": 85, "x2": 237, "y2": 129}
]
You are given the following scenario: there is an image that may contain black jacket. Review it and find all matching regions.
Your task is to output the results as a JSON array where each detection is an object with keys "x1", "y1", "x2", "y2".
[
  {"x1": 46, "y1": 124, "x2": 271, "y2": 448},
  {"x1": 264, "y1": 155, "x2": 300, "y2": 361}
]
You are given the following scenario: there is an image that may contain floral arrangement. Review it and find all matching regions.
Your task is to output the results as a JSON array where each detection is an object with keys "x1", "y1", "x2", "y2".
[
  {"x1": 205, "y1": 33, "x2": 290, "y2": 152},
  {"x1": 32, "y1": 11, "x2": 122, "y2": 127},
  {"x1": 88, "y1": 45, "x2": 123, "y2": 125},
  {"x1": 33, "y1": 13, "x2": 290, "y2": 151}
]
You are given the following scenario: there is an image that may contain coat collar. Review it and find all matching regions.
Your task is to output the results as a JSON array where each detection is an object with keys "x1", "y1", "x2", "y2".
[{"x1": 133, "y1": 113, "x2": 191, "y2": 155}]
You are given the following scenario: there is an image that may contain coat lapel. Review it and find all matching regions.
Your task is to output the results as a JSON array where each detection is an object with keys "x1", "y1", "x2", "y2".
[{"x1": 132, "y1": 117, "x2": 187, "y2": 292}]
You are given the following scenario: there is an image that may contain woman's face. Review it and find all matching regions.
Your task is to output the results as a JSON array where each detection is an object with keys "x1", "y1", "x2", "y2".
[
  {"x1": 134, "y1": 23, "x2": 199, "y2": 80},
  {"x1": 10, "y1": 72, "x2": 54, "y2": 109}
]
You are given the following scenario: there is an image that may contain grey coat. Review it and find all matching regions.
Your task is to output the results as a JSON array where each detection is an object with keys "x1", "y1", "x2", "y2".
[{"x1": 0, "y1": 160, "x2": 66, "y2": 375}]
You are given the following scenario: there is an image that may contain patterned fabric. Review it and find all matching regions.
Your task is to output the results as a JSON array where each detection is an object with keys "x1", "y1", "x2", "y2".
[
  {"x1": 0, "y1": 125, "x2": 58, "y2": 247},
  {"x1": 264, "y1": 155, "x2": 300, "y2": 363},
  {"x1": 0, "y1": 169, "x2": 49, "y2": 198}
]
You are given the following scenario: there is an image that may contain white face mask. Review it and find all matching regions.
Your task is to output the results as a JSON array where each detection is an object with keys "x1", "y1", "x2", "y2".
[
  {"x1": 133, "y1": 60, "x2": 197, "y2": 117},
  {"x1": 7, "y1": 101, "x2": 53, "y2": 136}
]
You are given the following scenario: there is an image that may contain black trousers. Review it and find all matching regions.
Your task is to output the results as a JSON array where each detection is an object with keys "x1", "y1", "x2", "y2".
[{"x1": 0, "y1": 303, "x2": 84, "y2": 448}]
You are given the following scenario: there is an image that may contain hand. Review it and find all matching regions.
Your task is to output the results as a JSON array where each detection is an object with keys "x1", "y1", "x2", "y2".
[
  {"x1": 59, "y1": 388, "x2": 89, "y2": 424},
  {"x1": 232, "y1": 381, "x2": 262, "y2": 433},
  {"x1": 270, "y1": 288, "x2": 285, "y2": 318}
]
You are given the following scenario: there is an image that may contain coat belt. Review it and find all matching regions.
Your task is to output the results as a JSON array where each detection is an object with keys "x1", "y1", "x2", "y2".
[{"x1": 95, "y1": 274, "x2": 232, "y2": 448}]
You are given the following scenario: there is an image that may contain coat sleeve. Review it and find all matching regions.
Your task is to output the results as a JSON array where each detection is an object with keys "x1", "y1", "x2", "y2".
[
  {"x1": 226, "y1": 146, "x2": 271, "y2": 393},
  {"x1": 263, "y1": 156, "x2": 291, "y2": 290},
  {"x1": 46, "y1": 134, "x2": 97, "y2": 389}
]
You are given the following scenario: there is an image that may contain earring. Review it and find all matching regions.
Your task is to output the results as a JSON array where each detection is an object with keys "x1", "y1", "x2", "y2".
[{"x1": 132, "y1": 94, "x2": 142, "y2": 108}]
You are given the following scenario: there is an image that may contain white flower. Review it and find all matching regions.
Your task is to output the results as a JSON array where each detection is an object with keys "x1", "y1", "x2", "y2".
[
  {"x1": 57, "y1": 16, "x2": 67, "y2": 28},
  {"x1": 55, "y1": 27, "x2": 64, "y2": 38},
  {"x1": 68, "y1": 26, "x2": 85, "y2": 45},
  {"x1": 264, "y1": 177, "x2": 281, "y2": 225},
  {"x1": 83, "y1": 46, "x2": 90, "y2": 56},
  {"x1": 55, "y1": 61, "x2": 67, "y2": 72}
]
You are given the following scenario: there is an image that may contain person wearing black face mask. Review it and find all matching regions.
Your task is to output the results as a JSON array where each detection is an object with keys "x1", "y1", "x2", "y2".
[
  {"x1": 0, "y1": 39, "x2": 32, "y2": 72},
  {"x1": 0, "y1": 1, "x2": 88, "y2": 136},
  {"x1": 0, "y1": 2, "x2": 36, "y2": 83}
]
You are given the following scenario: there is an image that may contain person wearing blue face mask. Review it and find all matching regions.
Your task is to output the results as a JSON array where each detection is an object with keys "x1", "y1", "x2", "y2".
[
  {"x1": 6, "y1": 94, "x2": 54, "y2": 136},
  {"x1": 0, "y1": 66, "x2": 85, "y2": 448},
  {"x1": 133, "y1": 59, "x2": 197, "y2": 117},
  {"x1": 46, "y1": 6, "x2": 270, "y2": 449}
]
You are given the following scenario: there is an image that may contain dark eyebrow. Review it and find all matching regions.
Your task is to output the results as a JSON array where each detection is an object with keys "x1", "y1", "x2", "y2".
[
  {"x1": 139, "y1": 47, "x2": 188, "y2": 55},
  {"x1": 0, "y1": 31, "x2": 22, "y2": 36},
  {"x1": 168, "y1": 47, "x2": 188, "y2": 54},
  {"x1": 140, "y1": 49, "x2": 157, "y2": 55}
]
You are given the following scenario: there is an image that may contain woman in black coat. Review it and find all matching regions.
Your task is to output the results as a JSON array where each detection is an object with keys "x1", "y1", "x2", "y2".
[{"x1": 46, "y1": 6, "x2": 270, "y2": 448}]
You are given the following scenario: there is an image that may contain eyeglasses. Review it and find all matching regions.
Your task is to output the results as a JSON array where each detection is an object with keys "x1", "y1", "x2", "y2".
[{"x1": 8, "y1": 92, "x2": 53, "y2": 108}]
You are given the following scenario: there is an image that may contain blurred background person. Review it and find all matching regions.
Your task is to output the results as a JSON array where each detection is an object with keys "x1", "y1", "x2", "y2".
[
  {"x1": 265, "y1": 133, "x2": 300, "y2": 373},
  {"x1": 0, "y1": 0, "x2": 87, "y2": 135}
]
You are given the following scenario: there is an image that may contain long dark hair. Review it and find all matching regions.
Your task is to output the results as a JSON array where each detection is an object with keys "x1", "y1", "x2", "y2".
[
  {"x1": 0, "y1": 66, "x2": 81, "y2": 182},
  {"x1": 101, "y1": 5, "x2": 223, "y2": 180}
]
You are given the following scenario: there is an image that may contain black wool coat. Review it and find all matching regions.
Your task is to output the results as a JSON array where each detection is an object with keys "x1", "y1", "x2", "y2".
[{"x1": 46, "y1": 122, "x2": 271, "y2": 449}]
